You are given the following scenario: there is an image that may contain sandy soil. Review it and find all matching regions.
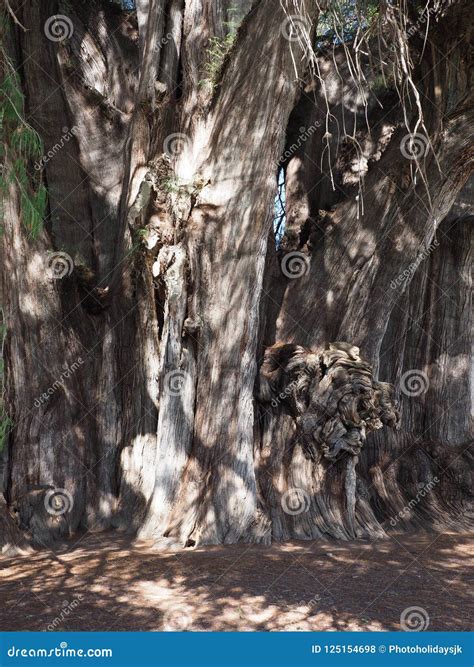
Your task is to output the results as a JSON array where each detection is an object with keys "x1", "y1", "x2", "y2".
[{"x1": 0, "y1": 531, "x2": 472, "y2": 632}]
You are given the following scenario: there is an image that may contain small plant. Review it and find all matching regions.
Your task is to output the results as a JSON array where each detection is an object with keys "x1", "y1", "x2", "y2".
[
  {"x1": 202, "y1": 8, "x2": 240, "y2": 89},
  {"x1": 0, "y1": 16, "x2": 46, "y2": 239},
  {"x1": 161, "y1": 175, "x2": 181, "y2": 193},
  {"x1": 316, "y1": 0, "x2": 380, "y2": 47},
  {"x1": 0, "y1": 405, "x2": 11, "y2": 453},
  {"x1": 130, "y1": 226, "x2": 149, "y2": 253},
  {"x1": 370, "y1": 72, "x2": 394, "y2": 95}
]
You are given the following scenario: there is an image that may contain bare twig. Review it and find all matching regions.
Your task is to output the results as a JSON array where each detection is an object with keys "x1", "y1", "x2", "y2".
[{"x1": 2, "y1": 0, "x2": 27, "y2": 31}]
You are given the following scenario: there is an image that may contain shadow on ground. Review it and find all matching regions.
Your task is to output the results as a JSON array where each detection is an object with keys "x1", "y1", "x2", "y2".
[{"x1": 0, "y1": 532, "x2": 472, "y2": 631}]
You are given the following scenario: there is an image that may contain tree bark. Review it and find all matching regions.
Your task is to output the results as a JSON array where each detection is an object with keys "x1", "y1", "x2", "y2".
[{"x1": 1, "y1": 0, "x2": 472, "y2": 549}]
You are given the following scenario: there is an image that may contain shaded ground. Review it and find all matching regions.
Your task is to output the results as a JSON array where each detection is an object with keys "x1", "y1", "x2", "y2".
[{"x1": 0, "y1": 531, "x2": 472, "y2": 632}]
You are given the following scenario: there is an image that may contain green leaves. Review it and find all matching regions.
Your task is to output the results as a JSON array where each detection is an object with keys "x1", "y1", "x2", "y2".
[
  {"x1": 202, "y1": 7, "x2": 240, "y2": 89},
  {"x1": 203, "y1": 32, "x2": 237, "y2": 89},
  {"x1": 10, "y1": 125, "x2": 43, "y2": 160},
  {"x1": 0, "y1": 51, "x2": 46, "y2": 239},
  {"x1": 0, "y1": 71, "x2": 24, "y2": 124},
  {"x1": 0, "y1": 405, "x2": 11, "y2": 453},
  {"x1": 317, "y1": 0, "x2": 380, "y2": 46}
]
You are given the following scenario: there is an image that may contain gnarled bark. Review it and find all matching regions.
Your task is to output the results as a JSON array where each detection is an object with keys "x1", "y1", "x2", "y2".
[{"x1": 0, "y1": 0, "x2": 471, "y2": 550}]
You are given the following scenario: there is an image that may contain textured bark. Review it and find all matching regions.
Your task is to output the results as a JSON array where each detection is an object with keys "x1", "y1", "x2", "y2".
[
  {"x1": 0, "y1": 494, "x2": 29, "y2": 555},
  {"x1": 365, "y1": 200, "x2": 473, "y2": 531},
  {"x1": 139, "y1": 0, "x2": 321, "y2": 546},
  {"x1": 257, "y1": 1, "x2": 473, "y2": 540},
  {"x1": 0, "y1": 0, "x2": 472, "y2": 550},
  {"x1": 1, "y1": 2, "x2": 142, "y2": 544}
]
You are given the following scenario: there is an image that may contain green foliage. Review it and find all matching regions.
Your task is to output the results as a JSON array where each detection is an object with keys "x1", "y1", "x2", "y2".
[
  {"x1": 370, "y1": 72, "x2": 394, "y2": 95},
  {"x1": 130, "y1": 226, "x2": 148, "y2": 252},
  {"x1": 317, "y1": 0, "x2": 380, "y2": 46},
  {"x1": 203, "y1": 34, "x2": 236, "y2": 88},
  {"x1": 161, "y1": 175, "x2": 181, "y2": 193},
  {"x1": 10, "y1": 124, "x2": 43, "y2": 157},
  {"x1": 0, "y1": 38, "x2": 46, "y2": 239},
  {"x1": 202, "y1": 8, "x2": 240, "y2": 89},
  {"x1": 0, "y1": 406, "x2": 11, "y2": 453}
]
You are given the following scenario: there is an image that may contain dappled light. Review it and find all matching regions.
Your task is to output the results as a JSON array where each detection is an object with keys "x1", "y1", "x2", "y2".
[
  {"x1": 0, "y1": 0, "x2": 472, "y2": 647},
  {"x1": 1, "y1": 532, "x2": 472, "y2": 632}
]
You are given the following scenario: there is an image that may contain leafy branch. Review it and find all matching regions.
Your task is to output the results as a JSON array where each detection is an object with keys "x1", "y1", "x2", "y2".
[{"x1": 0, "y1": 16, "x2": 47, "y2": 239}]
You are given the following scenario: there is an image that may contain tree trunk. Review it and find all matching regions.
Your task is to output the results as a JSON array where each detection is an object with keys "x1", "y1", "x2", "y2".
[{"x1": 1, "y1": 0, "x2": 472, "y2": 549}]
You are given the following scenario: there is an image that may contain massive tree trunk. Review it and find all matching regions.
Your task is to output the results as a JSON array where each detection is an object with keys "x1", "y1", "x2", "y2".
[
  {"x1": 258, "y1": 4, "x2": 473, "y2": 539},
  {"x1": 0, "y1": 0, "x2": 472, "y2": 550}
]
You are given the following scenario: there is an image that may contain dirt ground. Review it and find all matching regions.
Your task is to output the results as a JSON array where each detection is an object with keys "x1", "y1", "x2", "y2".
[{"x1": 0, "y1": 531, "x2": 472, "y2": 632}]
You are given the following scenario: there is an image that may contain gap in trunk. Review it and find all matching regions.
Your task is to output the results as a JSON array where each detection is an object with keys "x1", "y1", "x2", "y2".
[{"x1": 273, "y1": 167, "x2": 286, "y2": 248}]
